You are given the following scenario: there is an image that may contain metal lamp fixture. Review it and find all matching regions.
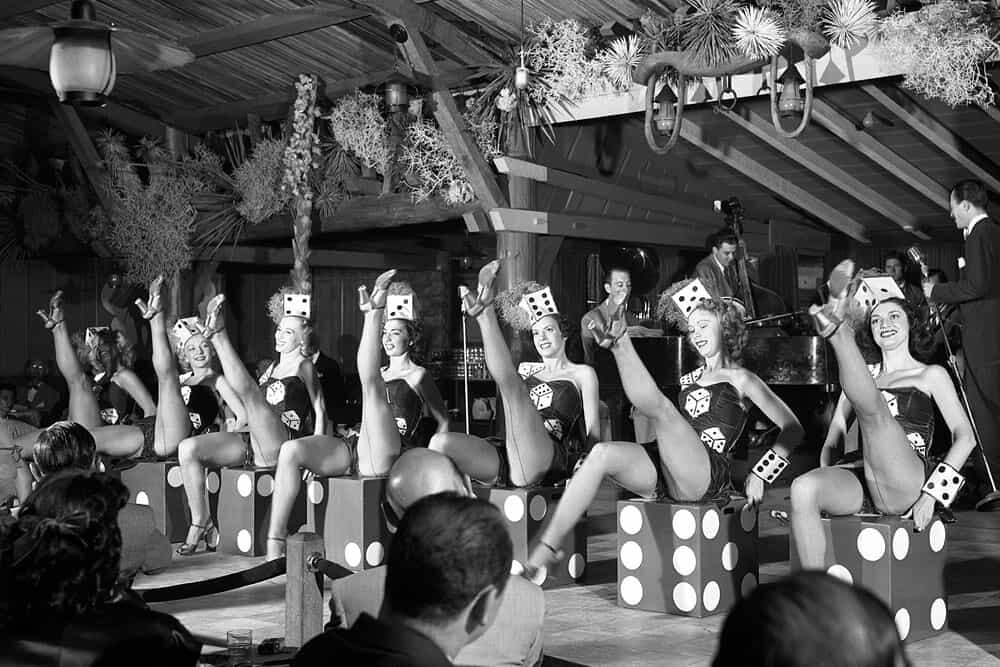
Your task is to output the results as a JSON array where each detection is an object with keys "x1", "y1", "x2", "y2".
[
  {"x1": 49, "y1": 0, "x2": 116, "y2": 105},
  {"x1": 383, "y1": 73, "x2": 410, "y2": 110},
  {"x1": 653, "y1": 84, "x2": 678, "y2": 134},
  {"x1": 768, "y1": 52, "x2": 815, "y2": 139},
  {"x1": 777, "y1": 65, "x2": 805, "y2": 118},
  {"x1": 643, "y1": 75, "x2": 687, "y2": 155}
]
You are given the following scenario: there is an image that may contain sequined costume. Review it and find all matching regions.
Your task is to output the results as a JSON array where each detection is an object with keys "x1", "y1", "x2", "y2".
[
  {"x1": 641, "y1": 366, "x2": 746, "y2": 501},
  {"x1": 490, "y1": 363, "x2": 588, "y2": 487},
  {"x1": 384, "y1": 377, "x2": 424, "y2": 450}
]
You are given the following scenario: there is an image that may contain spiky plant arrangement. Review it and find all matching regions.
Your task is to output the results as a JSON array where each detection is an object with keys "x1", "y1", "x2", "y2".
[
  {"x1": 234, "y1": 138, "x2": 289, "y2": 225},
  {"x1": 96, "y1": 131, "x2": 215, "y2": 284},
  {"x1": 681, "y1": 0, "x2": 741, "y2": 67},
  {"x1": 876, "y1": 1, "x2": 999, "y2": 107},
  {"x1": 597, "y1": 34, "x2": 649, "y2": 90},
  {"x1": 761, "y1": 0, "x2": 826, "y2": 34},
  {"x1": 822, "y1": 0, "x2": 878, "y2": 49},
  {"x1": 639, "y1": 8, "x2": 684, "y2": 54},
  {"x1": 529, "y1": 18, "x2": 609, "y2": 102},
  {"x1": 314, "y1": 140, "x2": 358, "y2": 219},
  {"x1": 400, "y1": 114, "x2": 501, "y2": 205},
  {"x1": 733, "y1": 5, "x2": 787, "y2": 60},
  {"x1": 326, "y1": 91, "x2": 391, "y2": 174}
]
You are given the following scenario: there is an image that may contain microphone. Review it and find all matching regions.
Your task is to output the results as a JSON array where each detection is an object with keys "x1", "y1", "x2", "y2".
[{"x1": 907, "y1": 246, "x2": 929, "y2": 278}]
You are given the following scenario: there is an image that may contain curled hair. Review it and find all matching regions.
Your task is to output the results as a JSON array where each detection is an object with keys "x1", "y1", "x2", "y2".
[
  {"x1": 657, "y1": 281, "x2": 747, "y2": 362},
  {"x1": 713, "y1": 571, "x2": 910, "y2": 667},
  {"x1": 384, "y1": 318, "x2": 428, "y2": 366},
  {"x1": 169, "y1": 321, "x2": 216, "y2": 374},
  {"x1": 1, "y1": 471, "x2": 127, "y2": 627},
  {"x1": 495, "y1": 280, "x2": 553, "y2": 331},
  {"x1": 266, "y1": 285, "x2": 314, "y2": 326},
  {"x1": 70, "y1": 328, "x2": 134, "y2": 375},
  {"x1": 33, "y1": 422, "x2": 96, "y2": 475},
  {"x1": 856, "y1": 297, "x2": 933, "y2": 363}
]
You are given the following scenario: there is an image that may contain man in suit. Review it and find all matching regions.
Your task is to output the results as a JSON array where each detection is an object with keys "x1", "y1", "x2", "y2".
[
  {"x1": 296, "y1": 490, "x2": 515, "y2": 667},
  {"x1": 694, "y1": 228, "x2": 740, "y2": 300},
  {"x1": 311, "y1": 349, "x2": 347, "y2": 429},
  {"x1": 322, "y1": 448, "x2": 545, "y2": 666},
  {"x1": 31, "y1": 421, "x2": 172, "y2": 580},
  {"x1": 924, "y1": 179, "x2": 1000, "y2": 506}
]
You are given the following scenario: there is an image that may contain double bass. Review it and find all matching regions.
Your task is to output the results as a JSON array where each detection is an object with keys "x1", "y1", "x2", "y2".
[{"x1": 718, "y1": 198, "x2": 789, "y2": 322}]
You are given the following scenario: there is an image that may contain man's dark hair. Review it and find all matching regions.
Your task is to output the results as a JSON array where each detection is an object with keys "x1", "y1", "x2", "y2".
[
  {"x1": 951, "y1": 179, "x2": 989, "y2": 210},
  {"x1": 710, "y1": 228, "x2": 738, "y2": 250},
  {"x1": 602, "y1": 266, "x2": 630, "y2": 285},
  {"x1": 883, "y1": 250, "x2": 907, "y2": 266},
  {"x1": 34, "y1": 421, "x2": 97, "y2": 475},
  {"x1": 385, "y1": 492, "x2": 512, "y2": 624}
]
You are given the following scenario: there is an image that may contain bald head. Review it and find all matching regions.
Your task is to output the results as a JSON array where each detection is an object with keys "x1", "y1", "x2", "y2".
[{"x1": 385, "y1": 449, "x2": 472, "y2": 523}]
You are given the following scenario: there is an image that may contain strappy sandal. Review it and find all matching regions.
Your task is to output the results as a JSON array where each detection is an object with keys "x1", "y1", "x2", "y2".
[
  {"x1": 199, "y1": 294, "x2": 226, "y2": 340},
  {"x1": 809, "y1": 259, "x2": 858, "y2": 338},
  {"x1": 36, "y1": 290, "x2": 65, "y2": 330},
  {"x1": 134, "y1": 275, "x2": 165, "y2": 320},
  {"x1": 358, "y1": 269, "x2": 398, "y2": 313},
  {"x1": 522, "y1": 540, "x2": 564, "y2": 586},
  {"x1": 176, "y1": 521, "x2": 219, "y2": 556},
  {"x1": 460, "y1": 259, "x2": 501, "y2": 317},
  {"x1": 586, "y1": 307, "x2": 627, "y2": 349}
]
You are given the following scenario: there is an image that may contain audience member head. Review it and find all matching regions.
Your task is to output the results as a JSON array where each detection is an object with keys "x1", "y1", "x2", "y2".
[
  {"x1": 72, "y1": 328, "x2": 134, "y2": 377},
  {"x1": 603, "y1": 267, "x2": 632, "y2": 307},
  {"x1": 33, "y1": 421, "x2": 97, "y2": 476},
  {"x1": 383, "y1": 493, "x2": 512, "y2": 656},
  {"x1": 709, "y1": 229, "x2": 739, "y2": 268},
  {"x1": 713, "y1": 571, "x2": 910, "y2": 667},
  {"x1": 0, "y1": 471, "x2": 128, "y2": 626},
  {"x1": 383, "y1": 448, "x2": 472, "y2": 532},
  {"x1": 950, "y1": 179, "x2": 989, "y2": 230},
  {"x1": 883, "y1": 251, "x2": 907, "y2": 283},
  {"x1": 927, "y1": 268, "x2": 948, "y2": 285},
  {"x1": 24, "y1": 359, "x2": 48, "y2": 383},
  {"x1": 0, "y1": 383, "x2": 14, "y2": 417}
]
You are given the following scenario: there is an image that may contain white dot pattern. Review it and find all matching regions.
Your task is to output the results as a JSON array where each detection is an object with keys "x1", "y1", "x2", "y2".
[
  {"x1": 673, "y1": 582, "x2": 697, "y2": 612},
  {"x1": 344, "y1": 542, "x2": 362, "y2": 567},
  {"x1": 307, "y1": 480, "x2": 324, "y2": 504},
  {"x1": 256, "y1": 474, "x2": 274, "y2": 497},
  {"x1": 620, "y1": 541, "x2": 643, "y2": 570},
  {"x1": 930, "y1": 598, "x2": 947, "y2": 630},
  {"x1": 568, "y1": 553, "x2": 585, "y2": 579},
  {"x1": 721, "y1": 542, "x2": 739, "y2": 571},
  {"x1": 928, "y1": 520, "x2": 946, "y2": 552},
  {"x1": 135, "y1": 491, "x2": 149, "y2": 506},
  {"x1": 892, "y1": 528, "x2": 910, "y2": 560},
  {"x1": 366, "y1": 541, "x2": 384, "y2": 566},
  {"x1": 237, "y1": 473, "x2": 252, "y2": 498},
  {"x1": 740, "y1": 503, "x2": 757, "y2": 532},
  {"x1": 510, "y1": 560, "x2": 524, "y2": 576},
  {"x1": 620, "y1": 576, "x2": 643, "y2": 606},
  {"x1": 827, "y1": 564, "x2": 853, "y2": 585},
  {"x1": 673, "y1": 545, "x2": 697, "y2": 576},
  {"x1": 895, "y1": 608, "x2": 910, "y2": 640},
  {"x1": 857, "y1": 527, "x2": 886, "y2": 562},
  {"x1": 702, "y1": 509, "x2": 720, "y2": 539},
  {"x1": 703, "y1": 581, "x2": 721, "y2": 612},
  {"x1": 529, "y1": 495, "x2": 548, "y2": 521},
  {"x1": 236, "y1": 529, "x2": 252, "y2": 554},
  {"x1": 504, "y1": 496, "x2": 525, "y2": 523},
  {"x1": 206, "y1": 471, "x2": 220, "y2": 494},
  {"x1": 166, "y1": 466, "x2": 183, "y2": 488},
  {"x1": 619, "y1": 505, "x2": 643, "y2": 535},
  {"x1": 672, "y1": 509, "x2": 696, "y2": 540}
]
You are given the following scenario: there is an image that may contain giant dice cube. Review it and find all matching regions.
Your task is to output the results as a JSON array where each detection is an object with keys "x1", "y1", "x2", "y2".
[
  {"x1": 617, "y1": 498, "x2": 758, "y2": 617},
  {"x1": 217, "y1": 467, "x2": 306, "y2": 556},
  {"x1": 474, "y1": 485, "x2": 587, "y2": 589},
  {"x1": 303, "y1": 475, "x2": 390, "y2": 571},
  {"x1": 790, "y1": 515, "x2": 949, "y2": 642},
  {"x1": 121, "y1": 460, "x2": 188, "y2": 542}
]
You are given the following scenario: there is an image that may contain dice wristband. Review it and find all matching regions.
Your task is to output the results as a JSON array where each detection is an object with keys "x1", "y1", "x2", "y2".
[
  {"x1": 751, "y1": 448, "x2": 790, "y2": 484},
  {"x1": 921, "y1": 462, "x2": 965, "y2": 508}
]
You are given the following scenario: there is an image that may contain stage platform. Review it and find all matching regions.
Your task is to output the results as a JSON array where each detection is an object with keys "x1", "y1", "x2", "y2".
[{"x1": 139, "y1": 481, "x2": 1000, "y2": 666}]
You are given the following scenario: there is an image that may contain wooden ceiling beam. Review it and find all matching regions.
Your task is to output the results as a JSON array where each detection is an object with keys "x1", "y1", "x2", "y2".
[
  {"x1": 811, "y1": 97, "x2": 950, "y2": 211},
  {"x1": 678, "y1": 117, "x2": 871, "y2": 243},
  {"x1": 197, "y1": 245, "x2": 435, "y2": 270},
  {"x1": 357, "y1": 0, "x2": 500, "y2": 66},
  {"x1": 0, "y1": 1, "x2": 59, "y2": 21},
  {"x1": 862, "y1": 83, "x2": 1000, "y2": 193},
  {"x1": 363, "y1": 0, "x2": 506, "y2": 212},
  {"x1": 165, "y1": 62, "x2": 483, "y2": 131},
  {"x1": 494, "y1": 156, "x2": 720, "y2": 227},
  {"x1": 716, "y1": 106, "x2": 925, "y2": 238},
  {"x1": 489, "y1": 208, "x2": 711, "y2": 248}
]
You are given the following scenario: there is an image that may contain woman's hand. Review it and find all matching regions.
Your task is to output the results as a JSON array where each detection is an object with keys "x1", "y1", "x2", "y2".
[
  {"x1": 744, "y1": 474, "x2": 765, "y2": 508},
  {"x1": 904, "y1": 493, "x2": 937, "y2": 531}
]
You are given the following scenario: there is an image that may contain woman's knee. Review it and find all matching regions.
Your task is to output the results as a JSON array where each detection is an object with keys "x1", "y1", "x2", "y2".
[
  {"x1": 277, "y1": 439, "x2": 304, "y2": 465},
  {"x1": 177, "y1": 437, "x2": 201, "y2": 464},
  {"x1": 790, "y1": 472, "x2": 823, "y2": 509},
  {"x1": 584, "y1": 442, "x2": 616, "y2": 472},
  {"x1": 428, "y1": 433, "x2": 451, "y2": 453}
]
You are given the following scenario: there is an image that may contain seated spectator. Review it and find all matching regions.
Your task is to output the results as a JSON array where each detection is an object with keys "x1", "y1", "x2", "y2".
[
  {"x1": 325, "y1": 448, "x2": 545, "y2": 666},
  {"x1": 295, "y1": 489, "x2": 514, "y2": 667},
  {"x1": 0, "y1": 470, "x2": 200, "y2": 666},
  {"x1": 20, "y1": 360, "x2": 63, "y2": 427},
  {"x1": 712, "y1": 571, "x2": 910, "y2": 667},
  {"x1": 31, "y1": 422, "x2": 171, "y2": 583}
]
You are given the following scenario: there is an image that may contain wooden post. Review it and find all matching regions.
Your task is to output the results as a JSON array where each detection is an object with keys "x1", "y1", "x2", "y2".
[{"x1": 285, "y1": 532, "x2": 325, "y2": 648}]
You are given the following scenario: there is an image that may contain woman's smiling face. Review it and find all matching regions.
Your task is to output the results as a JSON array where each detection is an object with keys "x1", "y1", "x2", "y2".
[
  {"x1": 687, "y1": 307, "x2": 722, "y2": 359},
  {"x1": 274, "y1": 316, "x2": 306, "y2": 354},
  {"x1": 870, "y1": 301, "x2": 909, "y2": 352},
  {"x1": 183, "y1": 334, "x2": 213, "y2": 369},
  {"x1": 532, "y1": 315, "x2": 565, "y2": 358},
  {"x1": 382, "y1": 319, "x2": 411, "y2": 357}
]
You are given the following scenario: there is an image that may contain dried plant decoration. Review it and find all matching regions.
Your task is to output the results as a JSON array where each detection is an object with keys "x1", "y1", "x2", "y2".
[
  {"x1": 823, "y1": 0, "x2": 878, "y2": 49},
  {"x1": 762, "y1": 0, "x2": 826, "y2": 33},
  {"x1": 400, "y1": 115, "x2": 500, "y2": 205},
  {"x1": 496, "y1": 280, "x2": 548, "y2": 331},
  {"x1": 233, "y1": 138, "x2": 288, "y2": 225},
  {"x1": 876, "y1": 1, "x2": 999, "y2": 107},
  {"x1": 528, "y1": 18, "x2": 608, "y2": 103},
  {"x1": 733, "y1": 5, "x2": 787, "y2": 60},
  {"x1": 639, "y1": 9, "x2": 683, "y2": 54},
  {"x1": 327, "y1": 91, "x2": 391, "y2": 174},
  {"x1": 284, "y1": 74, "x2": 320, "y2": 300},
  {"x1": 682, "y1": 0, "x2": 741, "y2": 68},
  {"x1": 598, "y1": 35, "x2": 649, "y2": 90}
]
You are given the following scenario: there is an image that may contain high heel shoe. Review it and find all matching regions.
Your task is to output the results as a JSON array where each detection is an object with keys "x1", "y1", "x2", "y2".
[
  {"x1": 265, "y1": 536, "x2": 286, "y2": 561},
  {"x1": 199, "y1": 294, "x2": 226, "y2": 340},
  {"x1": 36, "y1": 290, "x2": 65, "y2": 330},
  {"x1": 809, "y1": 259, "x2": 858, "y2": 338},
  {"x1": 523, "y1": 540, "x2": 564, "y2": 586},
  {"x1": 586, "y1": 306, "x2": 627, "y2": 349},
  {"x1": 460, "y1": 259, "x2": 501, "y2": 317},
  {"x1": 358, "y1": 269, "x2": 398, "y2": 312},
  {"x1": 134, "y1": 275, "x2": 165, "y2": 320},
  {"x1": 176, "y1": 521, "x2": 219, "y2": 556}
]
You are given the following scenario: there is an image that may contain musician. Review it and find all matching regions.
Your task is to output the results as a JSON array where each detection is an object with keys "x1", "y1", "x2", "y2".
[
  {"x1": 694, "y1": 228, "x2": 739, "y2": 301},
  {"x1": 923, "y1": 180, "x2": 1000, "y2": 505},
  {"x1": 581, "y1": 266, "x2": 640, "y2": 367},
  {"x1": 884, "y1": 251, "x2": 925, "y2": 313}
]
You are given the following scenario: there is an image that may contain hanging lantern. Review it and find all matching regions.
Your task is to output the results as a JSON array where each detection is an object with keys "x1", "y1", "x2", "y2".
[
  {"x1": 654, "y1": 84, "x2": 678, "y2": 134},
  {"x1": 777, "y1": 65, "x2": 805, "y2": 118},
  {"x1": 49, "y1": 1, "x2": 116, "y2": 106},
  {"x1": 383, "y1": 73, "x2": 410, "y2": 111},
  {"x1": 514, "y1": 48, "x2": 529, "y2": 90}
]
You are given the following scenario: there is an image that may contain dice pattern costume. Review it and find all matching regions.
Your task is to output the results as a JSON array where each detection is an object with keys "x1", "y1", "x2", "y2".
[
  {"x1": 384, "y1": 377, "x2": 424, "y2": 450},
  {"x1": 93, "y1": 374, "x2": 135, "y2": 427},
  {"x1": 179, "y1": 372, "x2": 221, "y2": 435},
  {"x1": 258, "y1": 364, "x2": 315, "y2": 440}
]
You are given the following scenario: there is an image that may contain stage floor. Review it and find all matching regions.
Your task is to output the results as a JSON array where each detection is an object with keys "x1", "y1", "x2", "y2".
[{"x1": 139, "y1": 482, "x2": 1000, "y2": 666}]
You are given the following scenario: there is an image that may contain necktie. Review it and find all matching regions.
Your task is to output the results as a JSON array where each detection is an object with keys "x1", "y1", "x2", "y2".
[{"x1": 724, "y1": 265, "x2": 739, "y2": 296}]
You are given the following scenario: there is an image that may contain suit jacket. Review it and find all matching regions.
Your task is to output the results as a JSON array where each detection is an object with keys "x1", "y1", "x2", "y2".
[
  {"x1": 118, "y1": 503, "x2": 171, "y2": 583},
  {"x1": 327, "y1": 567, "x2": 545, "y2": 667},
  {"x1": 931, "y1": 217, "x2": 1000, "y2": 367},
  {"x1": 313, "y1": 351, "x2": 347, "y2": 427},
  {"x1": 694, "y1": 255, "x2": 735, "y2": 300}
]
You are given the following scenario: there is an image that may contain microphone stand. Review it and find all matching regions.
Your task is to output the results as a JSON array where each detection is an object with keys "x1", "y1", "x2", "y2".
[{"x1": 916, "y1": 255, "x2": 1000, "y2": 511}]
